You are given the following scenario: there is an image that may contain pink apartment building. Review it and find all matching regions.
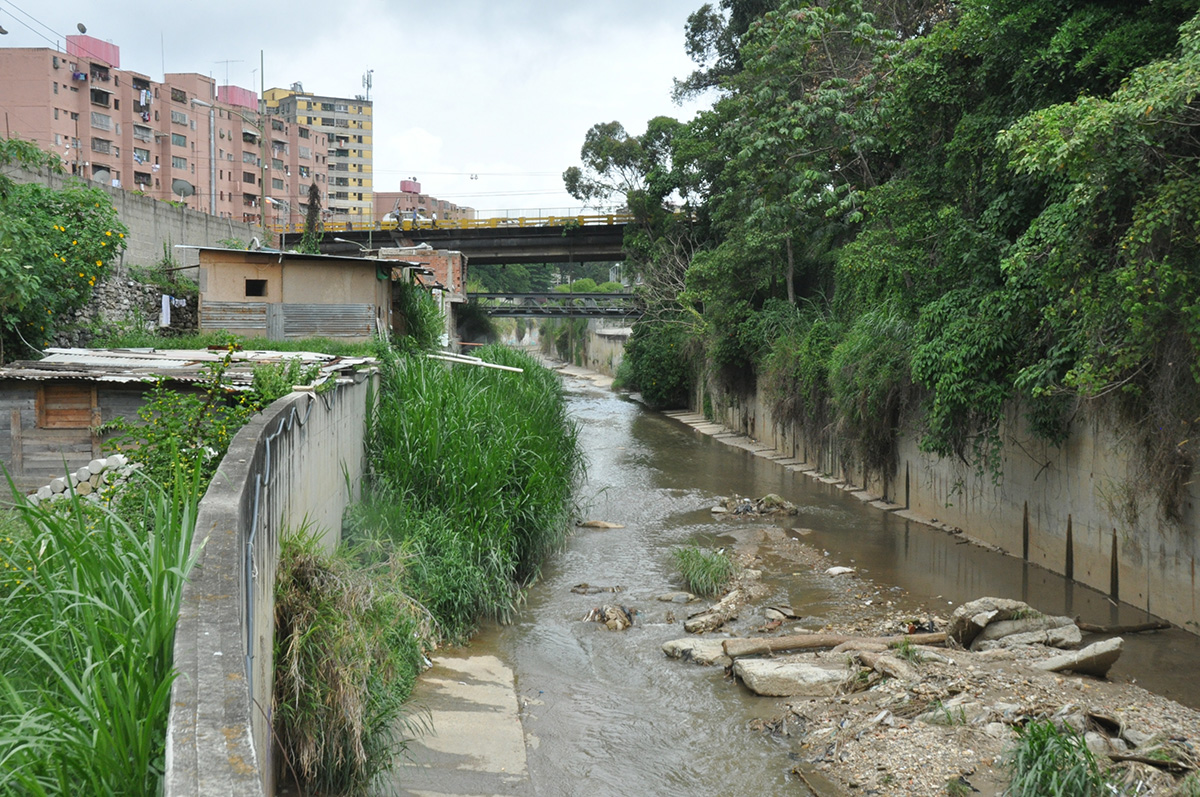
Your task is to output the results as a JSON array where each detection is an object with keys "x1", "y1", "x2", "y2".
[
  {"x1": 374, "y1": 179, "x2": 476, "y2": 224},
  {"x1": 0, "y1": 35, "x2": 329, "y2": 227}
]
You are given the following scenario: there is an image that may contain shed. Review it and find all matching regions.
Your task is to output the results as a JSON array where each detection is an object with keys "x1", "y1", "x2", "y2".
[
  {"x1": 185, "y1": 246, "x2": 397, "y2": 341},
  {"x1": 0, "y1": 347, "x2": 373, "y2": 496}
]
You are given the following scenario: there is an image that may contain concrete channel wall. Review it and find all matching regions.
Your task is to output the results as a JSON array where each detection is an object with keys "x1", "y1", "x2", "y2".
[
  {"x1": 165, "y1": 373, "x2": 376, "y2": 796},
  {"x1": 1, "y1": 164, "x2": 259, "y2": 266},
  {"x1": 702, "y1": 386, "x2": 1199, "y2": 633},
  {"x1": 583, "y1": 322, "x2": 632, "y2": 377}
]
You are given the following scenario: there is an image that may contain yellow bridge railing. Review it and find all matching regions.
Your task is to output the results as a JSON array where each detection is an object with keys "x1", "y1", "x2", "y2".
[{"x1": 269, "y1": 213, "x2": 636, "y2": 236}]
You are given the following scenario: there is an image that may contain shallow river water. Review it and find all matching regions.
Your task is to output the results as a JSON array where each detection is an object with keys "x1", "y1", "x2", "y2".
[{"x1": 461, "y1": 372, "x2": 1200, "y2": 795}]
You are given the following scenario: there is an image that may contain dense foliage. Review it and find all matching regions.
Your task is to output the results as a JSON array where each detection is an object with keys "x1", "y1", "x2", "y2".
[
  {"x1": 574, "y1": 0, "x2": 1200, "y2": 516},
  {"x1": 0, "y1": 138, "x2": 127, "y2": 363}
]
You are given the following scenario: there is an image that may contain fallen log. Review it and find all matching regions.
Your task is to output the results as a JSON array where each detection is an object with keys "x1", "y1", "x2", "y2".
[
  {"x1": 857, "y1": 650, "x2": 920, "y2": 683},
  {"x1": 1108, "y1": 752, "x2": 1192, "y2": 774},
  {"x1": 1075, "y1": 618, "x2": 1171, "y2": 634},
  {"x1": 723, "y1": 631, "x2": 947, "y2": 659}
]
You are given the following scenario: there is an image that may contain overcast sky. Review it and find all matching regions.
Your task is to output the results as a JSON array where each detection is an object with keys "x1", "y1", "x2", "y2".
[{"x1": 0, "y1": 0, "x2": 715, "y2": 215}]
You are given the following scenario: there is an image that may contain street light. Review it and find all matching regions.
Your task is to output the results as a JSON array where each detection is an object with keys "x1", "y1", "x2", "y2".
[{"x1": 266, "y1": 197, "x2": 291, "y2": 245}]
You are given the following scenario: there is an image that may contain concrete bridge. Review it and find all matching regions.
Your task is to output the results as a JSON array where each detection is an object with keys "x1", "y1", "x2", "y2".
[
  {"x1": 280, "y1": 214, "x2": 632, "y2": 265},
  {"x1": 468, "y1": 291, "x2": 642, "y2": 318}
]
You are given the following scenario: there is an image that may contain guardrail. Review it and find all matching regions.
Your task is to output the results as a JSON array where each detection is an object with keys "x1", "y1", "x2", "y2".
[{"x1": 270, "y1": 213, "x2": 636, "y2": 236}]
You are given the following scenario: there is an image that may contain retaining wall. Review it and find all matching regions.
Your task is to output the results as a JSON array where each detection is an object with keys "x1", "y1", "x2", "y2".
[
  {"x1": 1, "y1": 164, "x2": 258, "y2": 266},
  {"x1": 583, "y1": 322, "x2": 632, "y2": 377},
  {"x1": 165, "y1": 373, "x2": 376, "y2": 796},
  {"x1": 703, "y1": 386, "x2": 1199, "y2": 633}
]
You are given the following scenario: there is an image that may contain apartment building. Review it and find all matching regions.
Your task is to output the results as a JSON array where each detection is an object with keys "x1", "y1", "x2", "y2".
[
  {"x1": 264, "y1": 86, "x2": 372, "y2": 224},
  {"x1": 374, "y1": 179, "x2": 476, "y2": 224},
  {"x1": 0, "y1": 35, "x2": 329, "y2": 227}
]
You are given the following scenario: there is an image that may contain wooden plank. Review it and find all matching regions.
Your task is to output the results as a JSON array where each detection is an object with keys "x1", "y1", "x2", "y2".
[
  {"x1": 91, "y1": 386, "x2": 101, "y2": 458},
  {"x1": 10, "y1": 408, "x2": 22, "y2": 477}
]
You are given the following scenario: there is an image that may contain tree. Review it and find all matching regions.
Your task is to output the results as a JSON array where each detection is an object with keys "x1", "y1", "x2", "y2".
[
  {"x1": 0, "y1": 138, "x2": 126, "y2": 363},
  {"x1": 298, "y1": 182, "x2": 322, "y2": 254},
  {"x1": 673, "y1": 0, "x2": 782, "y2": 100}
]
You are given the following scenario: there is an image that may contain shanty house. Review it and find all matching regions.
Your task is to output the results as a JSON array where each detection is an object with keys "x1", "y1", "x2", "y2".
[{"x1": 187, "y1": 247, "x2": 395, "y2": 341}]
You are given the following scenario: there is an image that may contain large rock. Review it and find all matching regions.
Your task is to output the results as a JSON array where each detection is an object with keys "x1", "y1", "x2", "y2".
[
  {"x1": 972, "y1": 622, "x2": 1082, "y2": 652},
  {"x1": 971, "y1": 614, "x2": 1075, "y2": 645},
  {"x1": 948, "y1": 597, "x2": 1035, "y2": 648},
  {"x1": 662, "y1": 638, "x2": 731, "y2": 667},
  {"x1": 733, "y1": 659, "x2": 849, "y2": 697},
  {"x1": 1034, "y1": 637, "x2": 1124, "y2": 678}
]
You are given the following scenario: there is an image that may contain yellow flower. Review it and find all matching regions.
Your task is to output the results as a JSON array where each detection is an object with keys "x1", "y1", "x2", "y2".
[
  {"x1": 79, "y1": 273, "x2": 84, "y2": 278},
  {"x1": 119, "y1": 233, "x2": 125, "y2": 238},
  {"x1": 95, "y1": 260, "x2": 102, "y2": 266},
  {"x1": 105, "y1": 230, "x2": 112, "y2": 236},
  {"x1": 72, "y1": 240, "x2": 78, "y2": 245}
]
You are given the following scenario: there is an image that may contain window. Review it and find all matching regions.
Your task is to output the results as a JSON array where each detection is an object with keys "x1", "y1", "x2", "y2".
[
  {"x1": 245, "y1": 279, "x2": 267, "y2": 297},
  {"x1": 243, "y1": 171, "x2": 255, "y2": 183},
  {"x1": 171, "y1": 109, "x2": 187, "y2": 125},
  {"x1": 298, "y1": 128, "x2": 309, "y2": 139},
  {"x1": 37, "y1": 383, "x2": 94, "y2": 429},
  {"x1": 272, "y1": 178, "x2": 283, "y2": 190},
  {"x1": 299, "y1": 146, "x2": 311, "y2": 159},
  {"x1": 271, "y1": 158, "x2": 283, "y2": 171},
  {"x1": 335, "y1": 103, "x2": 348, "y2": 113},
  {"x1": 171, "y1": 132, "x2": 187, "y2": 147},
  {"x1": 53, "y1": 82, "x2": 58, "y2": 94},
  {"x1": 171, "y1": 155, "x2": 187, "y2": 169},
  {"x1": 90, "y1": 109, "x2": 112, "y2": 128},
  {"x1": 134, "y1": 171, "x2": 151, "y2": 187},
  {"x1": 320, "y1": 102, "x2": 334, "y2": 111},
  {"x1": 54, "y1": 108, "x2": 59, "y2": 120},
  {"x1": 170, "y1": 87, "x2": 187, "y2": 103},
  {"x1": 133, "y1": 147, "x2": 150, "y2": 163},
  {"x1": 298, "y1": 165, "x2": 310, "y2": 178},
  {"x1": 91, "y1": 138, "x2": 112, "y2": 154},
  {"x1": 243, "y1": 152, "x2": 257, "y2": 164},
  {"x1": 133, "y1": 125, "x2": 152, "y2": 142},
  {"x1": 321, "y1": 117, "x2": 334, "y2": 126}
]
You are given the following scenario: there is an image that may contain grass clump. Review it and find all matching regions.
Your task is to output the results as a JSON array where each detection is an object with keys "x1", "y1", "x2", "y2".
[
  {"x1": 672, "y1": 545, "x2": 735, "y2": 597},
  {"x1": 0, "y1": 468, "x2": 199, "y2": 793},
  {"x1": 891, "y1": 638, "x2": 924, "y2": 665},
  {"x1": 274, "y1": 529, "x2": 430, "y2": 795},
  {"x1": 346, "y1": 345, "x2": 583, "y2": 640},
  {"x1": 1005, "y1": 720, "x2": 1107, "y2": 796}
]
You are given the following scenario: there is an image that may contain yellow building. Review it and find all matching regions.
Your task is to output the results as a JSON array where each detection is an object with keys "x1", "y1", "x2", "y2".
[{"x1": 265, "y1": 84, "x2": 373, "y2": 223}]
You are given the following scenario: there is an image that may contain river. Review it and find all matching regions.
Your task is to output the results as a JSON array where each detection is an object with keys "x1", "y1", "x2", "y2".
[{"x1": 458, "y1": 368, "x2": 1200, "y2": 795}]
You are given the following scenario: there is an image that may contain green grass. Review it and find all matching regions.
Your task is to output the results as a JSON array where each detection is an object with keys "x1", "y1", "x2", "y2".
[
  {"x1": 274, "y1": 528, "x2": 429, "y2": 795},
  {"x1": 345, "y1": 345, "x2": 583, "y2": 640},
  {"x1": 1005, "y1": 720, "x2": 1107, "y2": 796},
  {"x1": 0, "y1": 468, "x2": 199, "y2": 793},
  {"x1": 891, "y1": 638, "x2": 924, "y2": 665},
  {"x1": 672, "y1": 545, "x2": 735, "y2": 597}
]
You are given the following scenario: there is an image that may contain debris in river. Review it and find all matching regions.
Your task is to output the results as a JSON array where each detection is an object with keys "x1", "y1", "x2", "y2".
[
  {"x1": 711, "y1": 493, "x2": 800, "y2": 517},
  {"x1": 582, "y1": 604, "x2": 636, "y2": 631},
  {"x1": 571, "y1": 583, "x2": 624, "y2": 595},
  {"x1": 577, "y1": 520, "x2": 626, "y2": 529},
  {"x1": 825, "y1": 566, "x2": 856, "y2": 576}
]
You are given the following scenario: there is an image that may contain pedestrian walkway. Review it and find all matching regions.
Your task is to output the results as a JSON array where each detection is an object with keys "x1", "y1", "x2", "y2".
[{"x1": 392, "y1": 654, "x2": 531, "y2": 796}]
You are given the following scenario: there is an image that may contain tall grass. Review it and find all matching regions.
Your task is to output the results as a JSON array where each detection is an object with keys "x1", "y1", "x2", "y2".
[
  {"x1": 347, "y1": 345, "x2": 583, "y2": 640},
  {"x1": 274, "y1": 529, "x2": 430, "y2": 794},
  {"x1": 1005, "y1": 720, "x2": 1108, "y2": 796},
  {"x1": 672, "y1": 545, "x2": 735, "y2": 597},
  {"x1": 0, "y1": 468, "x2": 199, "y2": 794}
]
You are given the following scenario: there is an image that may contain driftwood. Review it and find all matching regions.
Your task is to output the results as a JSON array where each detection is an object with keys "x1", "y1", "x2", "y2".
[
  {"x1": 685, "y1": 587, "x2": 745, "y2": 634},
  {"x1": 1108, "y1": 753, "x2": 1193, "y2": 774},
  {"x1": 857, "y1": 650, "x2": 920, "y2": 683},
  {"x1": 1075, "y1": 618, "x2": 1171, "y2": 634},
  {"x1": 723, "y1": 631, "x2": 947, "y2": 659}
]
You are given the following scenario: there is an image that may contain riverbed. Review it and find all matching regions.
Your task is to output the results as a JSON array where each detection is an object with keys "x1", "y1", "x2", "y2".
[{"x1": 452, "y1": 366, "x2": 1200, "y2": 794}]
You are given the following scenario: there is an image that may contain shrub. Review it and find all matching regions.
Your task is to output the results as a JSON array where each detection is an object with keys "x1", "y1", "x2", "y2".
[
  {"x1": 623, "y1": 320, "x2": 694, "y2": 408},
  {"x1": 274, "y1": 529, "x2": 429, "y2": 795},
  {"x1": 1005, "y1": 720, "x2": 1107, "y2": 796},
  {"x1": 672, "y1": 545, "x2": 734, "y2": 597}
]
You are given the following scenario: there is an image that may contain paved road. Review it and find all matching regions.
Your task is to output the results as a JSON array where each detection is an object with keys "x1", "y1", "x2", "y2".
[{"x1": 392, "y1": 654, "x2": 532, "y2": 796}]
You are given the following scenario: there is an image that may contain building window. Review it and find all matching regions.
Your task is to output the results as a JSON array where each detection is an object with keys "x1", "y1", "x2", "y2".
[
  {"x1": 133, "y1": 147, "x2": 150, "y2": 163},
  {"x1": 243, "y1": 171, "x2": 255, "y2": 183},
  {"x1": 171, "y1": 133, "x2": 187, "y2": 147},
  {"x1": 171, "y1": 87, "x2": 187, "y2": 103},
  {"x1": 171, "y1": 110, "x2": 187, "y2": 125},
  {"x1": 243, "y1": 151, "x2": 257, "y2": 164},
  {"x1": 91, "y1": 138, "x2": 112, "y2": 154},
  {"x1": 245, "y1": 279, "x2": 267, "y2": 297},
  {"x1": 271, "y1": 158, "x2": 283, "y2": 171},
  {"x1": 53, "y1": 82, "x2": 58, "y2": 94},
  {"x1": 54, "y1": 108, "x2": 59, "y2": 120},
  {"x1": 272, "y1": 178, "x2": 284, "y2": 190},
  {"x1": 298, "y1": 128, "x2": 309, "y2": 139},
  {"x1": 172, "y1": 155, "x2": 187, "y2": 169},
  {"x1": 90, "y1": 111, "x2": 112, "y2": 130},
  {"x1": 298, "y1": 165, "x2": 310, "y2": 178}
]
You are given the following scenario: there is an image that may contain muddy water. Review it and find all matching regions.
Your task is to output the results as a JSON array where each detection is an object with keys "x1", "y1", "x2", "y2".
[{"x1": 463, "y1": 375, "x2": 1200, "y2": 795}]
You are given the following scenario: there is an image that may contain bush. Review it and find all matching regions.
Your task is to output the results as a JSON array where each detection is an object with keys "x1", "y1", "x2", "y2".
[
  {"x1": 1005, "y1": 720, "x2": 1107, "y2": 796},
  {"x1": 274, "y1": 529, "x2": 429, "y2": 795},
  {"x1": 624, "y1": 320, "x2": 694, "y2": 408},
  {"x1": 672, "y1": 545, "x2": 734, "y2": 597}
]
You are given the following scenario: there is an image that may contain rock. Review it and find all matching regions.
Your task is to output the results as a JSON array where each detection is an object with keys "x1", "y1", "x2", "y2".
[
  {"x1": 971, "y1": 614, "x2": 1076, "y2": 646},
  {"x1": 948, "y1": 597, "x2": 1034, "y2": 647},
  {"x1": 984, "y1": 722, "x2": 1011, "y2": 739},
  {"x1": 571, "y1": 583, "x2": 623, "y2": 595},
  {"x1": 662, "y1": 638, "x2": 732, "y2": 667},
  {"x1": 1122, "y1": 727, "x2": 1155, "y2": 749},
  {"x1": 1084, "y1": 732, "x2": 1110, "y2": 756},
  {"x1": 577, "y1": 520, "x2": 625, "y2": 529},
  {"x1": 733, "y1": 659, "x2": 850, "y2": 697},
  {"x1": 973, "y1": 623, "x2": 1083, "y2": 651},
  {"x1": 1034, "y1": 637, "x2": 1124, "y2": 678},
  {"x1": 656, "y1": 591, "x2": 699, "y2": 604},
  {"x1": 765, "y1": 607, "x2": 787, "y2": 622},
  {"x1": 710, "y1": 506, "x2": 729, "y2": 514}
]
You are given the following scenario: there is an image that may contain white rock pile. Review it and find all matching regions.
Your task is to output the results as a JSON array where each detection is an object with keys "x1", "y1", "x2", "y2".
[{"x1": 26, "y1": 454, "x2": 141, "y2": 506}]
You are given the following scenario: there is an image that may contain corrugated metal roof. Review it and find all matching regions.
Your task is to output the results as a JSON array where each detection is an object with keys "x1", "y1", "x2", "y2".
[{"x1": 0, "y1": 348, "x2": 376, "y2": 390}]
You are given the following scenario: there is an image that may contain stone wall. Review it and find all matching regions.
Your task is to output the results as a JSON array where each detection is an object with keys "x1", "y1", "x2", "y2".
[
  {"x1": 702, "y1": 384, "x2": 1200, "y2": 634},
  {"x1": 1, "y1": 163, "x2": 259, "y2": 267},
  {"x1": 51, "y1": 272, "x2": 198, "y2": 348},
  {"x1": 166, "y1": 373, "x2": 376, "y2": 796}
]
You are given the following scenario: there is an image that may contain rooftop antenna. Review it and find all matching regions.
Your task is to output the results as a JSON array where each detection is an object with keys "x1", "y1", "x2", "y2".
[
  {"x1": 362, "y1": 69, "x2": 374, "y2": 102},
  {"x1": 215, "y1": 59, "x2": 243, "y2": 86}
]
